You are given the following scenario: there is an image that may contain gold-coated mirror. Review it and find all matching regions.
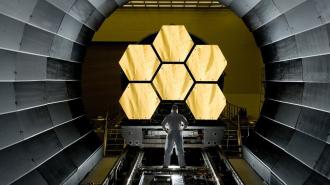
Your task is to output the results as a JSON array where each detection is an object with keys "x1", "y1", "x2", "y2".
[
  {"x1": 119, "y1": 83, "x2": 160, "y2": 119},
  {"x1": 153, "y1": 64, "x2": 194, "y2": 100},
  {"x1": 153, "y1": 25, "x2": 194, "y2": 62},
  {"x1": 186, "y1": 45, "x2": 227, "y2": 81},
  {"x1": 186, "y1": 84, "x2": 226, "y2": 120},
  {"x1": 119, "y1": 45, "x2": 160, "y2": 81}
]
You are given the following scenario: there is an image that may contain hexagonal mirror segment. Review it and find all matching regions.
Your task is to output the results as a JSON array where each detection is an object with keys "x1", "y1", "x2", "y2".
[
  {"x1": 186, "y1": 84, "x2": 226, "y2": 120},
  {"x1": 153, "y1": 25, "x2": 194, "y2": 62},
  {"x1": 119, "y1": 83, "x2": 160, "y2": 119},
  {"x1": 153, "y1": 64, "x2": 194, "y2": 100},
  {"x1": 119, "y1": 45, "x2": 161, "y2": 81},
  {"x1": 186, "y1": 45, "x2": 227, "y2": 81}
]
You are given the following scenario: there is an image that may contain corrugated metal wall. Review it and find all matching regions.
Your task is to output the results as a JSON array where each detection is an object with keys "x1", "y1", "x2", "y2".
[
  {"x1": 219, "y1": 0, "x2": 330, "y2": 184},
  {"x1": 1, "y1": 0, "x2": 330, "y2": 184},
  {"x1": 0, "y1": 0, "x2": 127, "y2": 184}
]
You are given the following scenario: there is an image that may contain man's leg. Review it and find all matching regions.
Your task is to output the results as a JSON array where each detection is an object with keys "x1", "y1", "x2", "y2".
[
  {"x1": 174, "y1": 131, "x2": 185, "y2": 167},
  {"x1": 164, "y1": 133, "x2": 174, "y2": 167}
]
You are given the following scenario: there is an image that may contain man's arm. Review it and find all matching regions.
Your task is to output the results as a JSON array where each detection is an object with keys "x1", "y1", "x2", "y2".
[
  {"x1": 181, "y1": 115, "x2": 189, "y2": 129},
  {"x1": 161, "y1": 116, "x2": 169, "y2": 132}
]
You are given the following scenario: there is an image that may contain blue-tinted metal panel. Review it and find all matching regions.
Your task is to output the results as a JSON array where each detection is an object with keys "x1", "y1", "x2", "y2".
[
  {"x1": 15, "y1": 53, "x2": 47, "y2": 81},
  {"x1": 69, "y1": 0, "x2": 95, "y2": 27},
  {"x1": 29, "y1": 0, "x2": 65, "y2": 33},
  {"x1": 54, "y1": 123, "x2": 81, "y2": 147},
  {"x1": 272, "y1": 154, "x2": 312, "y2": 185},
  {"x1": 314, "y1": 145, "x2": 330, "y2": 179},
  {"x1": 265, "y1": 82, "x2": 304, "y2": 104},
  {"x1": 50, "y1": 35, "x2": 74, "y2": 60},
  {"x1": 0, "y1": 14, "x2": 25, "y2": 50},
  {"x1": 256, "y1": 117, "x2": 294, "y2": 149},
  {"x1": 0, "y1": 83, "x2": 17, "y2": 113},
  {"x1": 0, "y1": 0, "x2": 38, "y2": 22},
  {"x1": 57, "y1": 14, "x2": 84, "y2": 44},
  {"x1": 273, "y1": 0, "x2": 306, "y2": 14},
  {"x1": 17, "y1": 106, "x2": 53, "y2": 138},
  {"x1": 86, "y1": 9, "x2": 105, "y2": 30},
  {"x1": 243, "y1": 0, "x2": 280, "y2": 31},
  {"x1": 88, "y1": 0, "x2": 119, "y2": 17},
  {"x1": 45, "y1": 81, "x2": 68, "y2": 102},
  {"x1": 0, "y1": 113, "x2": 23, "y2": 149},
  {"x1": 37, "y1": 152, "x2": 77, "y2": 185},
  {"x1": 253, "y1": 15, "x2": 292, "y2": 46},
  {"x1": 12, "y1": 170, "x2": 48, "y2": 185},
  {"x1": 0, "y1": 144, "x2": 35, "y2": 185},
  {"x1": 47, "y1": 58, "x2": 81, "y2": 80},
  {"x1": 302, "y1": 54, "x2": 330, "y2": 82},
  {"x1": 47, "y1": 102, "x2": 73, "y2": 126},
  {"x1": 20, "y1": 25, "x2": 54, "y2": 56},
  {"x1": 45, "y1": 0, "x2": 76, "y2": 13},
  {"x1": 15, "y1": 82, "x2": 46, "y2": 110},
  {"x1": 295, "y1": 26, "x2": 330, "y2": 58},
  {"x1": 0, "y1": 50, "x2": 16, "y2": 81},
  {"x1": 261, "y1": 100, "x2": 301, "y2": 128},
  {"x1": 296, "y1": 107, "x2": 330, "y2": 142},
  {"x1": 23, "y1": 130, "x2": 63, "y2": 165},
  {"x1": 230, "y1": 0, "x2": 260, "y2": 17},
  {"x1": 286, "y1": 131, "x2": 326, "y2": 168},
  {"x1": 265, "y1": 59, "x2": 302, "y2": 81},
  {"x1": 285, "y1": 1, "x2": 322, "y2": 35},
  {"x1": 302, "y1": 83, "x2": 330, "y2": 112}
]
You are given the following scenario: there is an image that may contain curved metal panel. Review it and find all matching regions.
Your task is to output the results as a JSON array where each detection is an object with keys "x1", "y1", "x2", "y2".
[
  {"x1": 12, "y1": 170, "x2": 48, "y2": 185},
  {"x1": 261, "y1": 100, "x2": 301, "y2": 128},
  {"x1": 0, "y1": 14, "x2": 25, "y2": 50},
  {"x1": 17, "y1": 107, "x2": 53, "y2": 139},
  {"x1": 265, "y1": 59, "x2": 303, "y2": 81},
  {"x1": 0, "y1": 113, "x2": 23, "y2": 149},
  {"x1": 296, "y1": 107, "x2": 330, "y2": 142},
  {"x1": 29, "y1": 0, "x2": 65, "y2": 33},
  {"x1": 20, "y1": 25, "x2": 54, "y2": 56},
  {"x1": 243, "y1": 0, "x2": 280, "y2": 30},
  {"x1": 16, "y1": 53, "x2": 47, "y2": 81},
  {"x1": 47, "y1": 102, "x2": 73, "y2": 126},
  {"x1": 0, "y1": 50, "x2": 16, "y2": 80},
  {"x1": 0, "y1": 0, "x2": 38, "y2": 22},
  {"x1": 266, "y1": 82, "x2": 304, "y2": 104}
]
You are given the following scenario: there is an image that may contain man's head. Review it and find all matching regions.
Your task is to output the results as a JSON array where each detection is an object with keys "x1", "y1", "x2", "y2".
[{"x1": 171, "y1": 104, "x2": 179, "y2": 113}]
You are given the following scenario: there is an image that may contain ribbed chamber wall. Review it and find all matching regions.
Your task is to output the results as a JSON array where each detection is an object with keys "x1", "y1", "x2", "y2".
[
  {"x1": 0, "y1": 0, "x2": 126, "y2": 184},
  {"x1": 2, "y1": 0, "x2": 330, "y2": 185},
  {"x1": 219, "y1": 0, "x2": 330, "y2": 184}
]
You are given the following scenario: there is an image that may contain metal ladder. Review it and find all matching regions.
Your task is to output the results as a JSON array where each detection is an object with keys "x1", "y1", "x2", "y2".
[
  {"x1": 221, "y1": 101, "x2": 244, "y2": 158},
  {"x1": 221, "y1": 129, "x2": 242, "y2": 157},
  {"x1": 103, "y1": 113, "x2": 125, "y2": 156},
  {"x1": 106, "y1": 126, "x2": 125, "y2": 156}
]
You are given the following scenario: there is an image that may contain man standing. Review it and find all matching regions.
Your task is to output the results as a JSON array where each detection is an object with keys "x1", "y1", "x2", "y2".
[{"x1": 162, "y1": 104, "x2": 188, "y2": 168}]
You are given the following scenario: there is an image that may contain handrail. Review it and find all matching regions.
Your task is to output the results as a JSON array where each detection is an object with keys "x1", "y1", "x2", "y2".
[
  {"x1": 103, "y1": 111, "x2": 109, "y2": 157},
  {"x1": 222, "y1": 101, "x2": 246, "y2": 155}
]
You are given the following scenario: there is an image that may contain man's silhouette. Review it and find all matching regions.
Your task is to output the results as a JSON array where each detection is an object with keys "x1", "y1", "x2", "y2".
[{"x1": 161, "y1": 104, "x2": 188, "y2": 168}]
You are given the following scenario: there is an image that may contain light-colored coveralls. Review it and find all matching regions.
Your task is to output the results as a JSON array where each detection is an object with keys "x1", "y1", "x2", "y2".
[{"x1": 161, "y1": 112, "x2": 188, "y2": 167}]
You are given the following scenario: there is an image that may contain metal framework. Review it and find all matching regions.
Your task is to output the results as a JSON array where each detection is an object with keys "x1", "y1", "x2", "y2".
[{"x1": 122, "y1": 0, "x2": 226, "y2": 8}]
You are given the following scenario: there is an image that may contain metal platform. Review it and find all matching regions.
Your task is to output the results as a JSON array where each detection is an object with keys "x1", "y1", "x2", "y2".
[
  {"x1": 121, "y1": 124, "x2": 226, "y2": 148},
  {"x1": 93, "y1": 146, "x2": 245, "y2": 185}
]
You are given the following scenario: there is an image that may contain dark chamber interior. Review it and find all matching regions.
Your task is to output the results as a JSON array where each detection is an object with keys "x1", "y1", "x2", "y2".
[{"x1": 0, "y1": 0, "x2": 330, "y2": 184}]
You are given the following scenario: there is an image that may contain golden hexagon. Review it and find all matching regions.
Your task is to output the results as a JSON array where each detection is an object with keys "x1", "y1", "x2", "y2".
[
  {"x1": 119, "y1": 45, "x2": 160, "y2": 81},
  {"x1": 186, "y1": 84, "x2": 226, "y2": 120},
  {"x1": 186, "y1": 45, "x2": 227, "y2": 81},
  {"x1": 153, "y1": 25, "x2": 194, "y2": 62},
  {"x1": 119, "y1": 83, "x2": 160, "y2": 119},
  {"x1": 153, "y1": 64, "x2": 194, "y2": 100}
]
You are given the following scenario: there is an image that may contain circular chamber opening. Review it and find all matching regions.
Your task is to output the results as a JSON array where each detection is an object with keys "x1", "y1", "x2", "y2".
[{"x1": 0, "y1": 0, "x2": 330, "y2": 184}]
